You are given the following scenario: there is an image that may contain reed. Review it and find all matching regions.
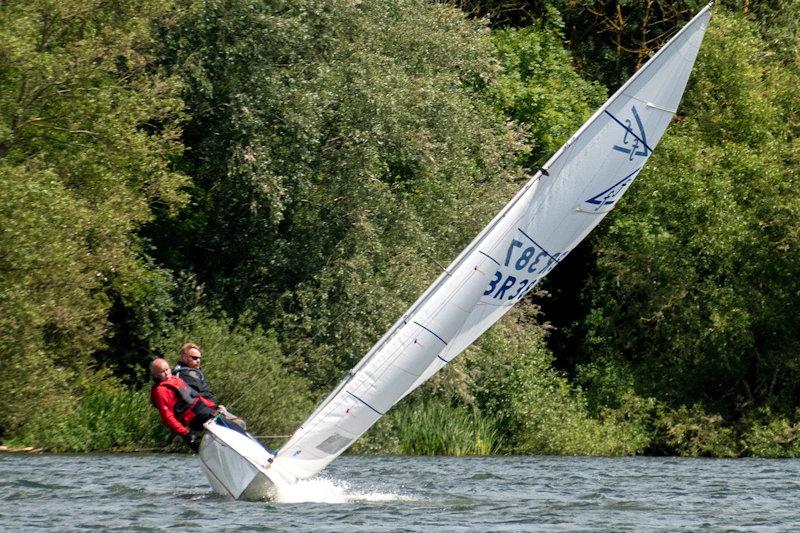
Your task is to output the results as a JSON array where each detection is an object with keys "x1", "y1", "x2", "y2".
[
  {"x1": 74, "y1": 386, "x2": 172, "y2": 451},
  {"x1": 5, "y1": 378, "x2": 172, "y2": 453},
  {"x1": 390, "y1": 401, "x2": 500, "y2": 456}
]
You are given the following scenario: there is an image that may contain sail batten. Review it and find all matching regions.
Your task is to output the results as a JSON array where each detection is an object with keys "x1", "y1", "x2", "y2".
[{"x1": 268, "y1": 3, "x2": 713, "y2": 483}]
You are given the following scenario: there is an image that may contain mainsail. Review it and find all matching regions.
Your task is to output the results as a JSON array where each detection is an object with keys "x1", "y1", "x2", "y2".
[{"x1": 267, "y1": 3, "x2": 713, "y2": 484}]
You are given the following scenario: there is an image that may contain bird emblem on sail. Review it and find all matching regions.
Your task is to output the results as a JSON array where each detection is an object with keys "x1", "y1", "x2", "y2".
[
  {"x1": 611, "y1": 105, "x2": 650, "y2": 160},
  {"x1": 578, "y1": 103, "x2": 656, "y2": 214},
  {"x1": 582, "y1": 167, "x2": 641, "y2": 212}
]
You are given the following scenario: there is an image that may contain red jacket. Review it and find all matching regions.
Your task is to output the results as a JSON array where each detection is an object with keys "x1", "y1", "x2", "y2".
[{"x1": 150, "y1": 375, "x2": 217, "y2": 437}]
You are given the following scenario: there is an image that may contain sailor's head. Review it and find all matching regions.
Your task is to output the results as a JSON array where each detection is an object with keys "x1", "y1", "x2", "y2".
[
  {"x1": 150, "y1": 358, "x2": 172, "y2": 383},
  {"x1": 179, "y1": 342, "x2": 203, "y2": 369}
]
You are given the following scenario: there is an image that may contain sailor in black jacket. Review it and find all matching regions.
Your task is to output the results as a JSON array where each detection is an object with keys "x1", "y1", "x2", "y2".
[{"x1": 173, "y1": 342, "x2": 217, "y2": 403}]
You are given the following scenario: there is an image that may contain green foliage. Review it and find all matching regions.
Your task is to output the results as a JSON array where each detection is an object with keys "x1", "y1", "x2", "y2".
[
  {"x1": 490, "y1": 23, "x2": 607, "y2": 166},
  {"x1": 388, "y1": 400, "x2": 500, "y2": 456},
  {"x1": 575, "y1": 355, "x2": 639, "y2": 413},
  {"x1": 0, "y1": 0, "x2": 187, "y2": 440},
  {"x1": 355, "y1": 308, "x2": 652, "y2": 457},
  {"x1": 0, "y1": 167, "x2": 96, "y2": 438},
  {"x1": 7, "y1": 371, "x2": 171, "y2": 452},
  {"x1": 655, "y1": 404, "x2": 740, "y2": 457},
  {"x1": 742, "y1": 409, "x2": 800, "y2": 458},
  {"x1": 348, "y1": 415, "x2": 401, "y2": 455},
  {"x1": 558, "y1": 1, "x2": 708, "y2": 87},
  {"x1": 455, "y1": 1, "x2": 800, "y2": 86},
  {"x1": 99, "y1": 259, "x2": 180, "y2": 384},
  {"x1": 74, "y1": 381, "x2": 172, "y2": 452},
  {"x1": 151, "y1": 309, "x2": 315, "y2": 436},
  {"x1": 464, "y1": 310, "x2": 650, "y2": 455},
  {"x1": 578, "y1": 10, "x2": 800, "y2": 422},
  {"x1": 0, "y1": 348, "x2": 77, "y2": 447},
  {"x1": 153, "y1": 0, "x2": 526, "y2": 389},
  {"x1": 720, "y1": 0, "x2": 800, "y2": 63},
  {"x1": 3, "y1": 0, "x2": 800, "y2": 459}
]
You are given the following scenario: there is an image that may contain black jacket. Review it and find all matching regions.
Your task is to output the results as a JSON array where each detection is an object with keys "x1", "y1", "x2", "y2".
[{"x1": 173, "y1": 362, "x2": 217, "y2": 403}]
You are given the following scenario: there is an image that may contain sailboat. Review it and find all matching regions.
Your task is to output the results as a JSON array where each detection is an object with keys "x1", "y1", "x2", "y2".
[{"x1": 198, "y1": 2, "x2": 714, "y2": 499}]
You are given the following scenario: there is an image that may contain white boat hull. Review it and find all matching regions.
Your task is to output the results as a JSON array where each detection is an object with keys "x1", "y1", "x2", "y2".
[{"x1": 198, "y1": 419, "x2": 278, "y2": 500}]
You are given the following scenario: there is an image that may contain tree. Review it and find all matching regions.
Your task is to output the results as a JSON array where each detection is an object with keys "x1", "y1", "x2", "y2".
[
  {"x1": 152, "y1": 0, "x2": 528, "y2": 389},
  {"x1": 489, "y1": 22, "x2": 607, "y2": 168},
  {"x1": 577, "y1": 10, "x2": 800, "y2": 419},
  {"x1": 0, "y1": 0, "x2": 186, "y2": 438}
]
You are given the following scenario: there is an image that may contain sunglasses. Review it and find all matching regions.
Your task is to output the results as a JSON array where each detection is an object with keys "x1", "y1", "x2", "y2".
[{"x1": 190, "y1": 355, "x2": 202, "y2": 360}]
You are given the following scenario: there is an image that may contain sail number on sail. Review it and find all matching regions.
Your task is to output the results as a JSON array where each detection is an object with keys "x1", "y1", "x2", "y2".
[{"x1": 483, "y1": 233, "x2": 566, "y2": 302}]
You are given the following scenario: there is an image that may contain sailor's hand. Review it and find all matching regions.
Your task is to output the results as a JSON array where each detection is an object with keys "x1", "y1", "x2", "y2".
[{"x1": 182, "y1": 433, "x2": 200, "y2": 453}]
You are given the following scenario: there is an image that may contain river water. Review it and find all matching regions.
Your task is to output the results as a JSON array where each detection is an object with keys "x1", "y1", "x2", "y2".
[{"x1": 2, "y1": 453, "x2": 799, "y2": 531}]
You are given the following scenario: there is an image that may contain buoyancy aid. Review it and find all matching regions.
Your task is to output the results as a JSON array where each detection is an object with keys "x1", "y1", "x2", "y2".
[
  {"x1": 173, "y1": 363, "x2": 216, "y2": 402},
  {"x1": 157, "y1": 377, "x2": 217, "y2": 428}
]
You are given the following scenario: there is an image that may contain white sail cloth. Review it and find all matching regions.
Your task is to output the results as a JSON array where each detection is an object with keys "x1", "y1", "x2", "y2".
[{"x1": 267, "y1": 3, "x2": 713, "y2": 483}]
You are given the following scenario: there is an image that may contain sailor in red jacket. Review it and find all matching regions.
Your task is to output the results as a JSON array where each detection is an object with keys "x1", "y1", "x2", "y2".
[{"x1": 149, "y1": 358, "x2": 217, "y2": 451}]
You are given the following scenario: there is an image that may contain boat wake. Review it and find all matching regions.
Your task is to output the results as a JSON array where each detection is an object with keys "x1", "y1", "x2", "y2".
[{"x1": 272, "y1": 477, "x2": 411, "y2": 504}]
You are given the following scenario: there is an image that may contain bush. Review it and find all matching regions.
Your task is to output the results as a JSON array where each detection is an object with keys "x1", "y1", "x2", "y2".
[
  {"x1": 0, "y1": 0, "x2": 187, "y2": 446},
  {"x1": 75, "y1": 379, "x2": 172, "y2": 452},
  {"x1": 5, "y1": 369, "x2": 171, "y2": 452},
  {"x1": 154, "y1": 0, "x2": 527, "y2": 393},
  {"x1": 465, "y1": 310, "x2": 650, "y2": 456},
  {"x1": 389, "y1": 400, "x2": 500, "y2": 456},
  {"x1": 742, "y1": 409, "x2": 800, "y2": 458},
  {"x1": 351, "y1": 397, "x2": 500, "y2": 456},
  {"x1": 348, "y1": 415, "x2": 401, "y2": 455},
  {"x1": 654, "y1": 404, "x2": 740, "y2": 457}
]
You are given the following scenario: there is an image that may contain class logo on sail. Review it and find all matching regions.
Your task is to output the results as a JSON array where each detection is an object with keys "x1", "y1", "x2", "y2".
[
  {"x1": 612, "y1": 105, "x2": 650, "y2": 160},
  {"x1": 578, "y1": 105, "x2": 653, "y2": 213},
  {"x1": 582, "y1": 168, "x2": 641, "y2": 211}
]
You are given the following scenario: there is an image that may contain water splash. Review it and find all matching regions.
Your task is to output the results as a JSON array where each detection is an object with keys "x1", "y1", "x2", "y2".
[
  {"x1": 271, "y1": 477, "x2": 411, "y2": 504},
  {"x1": 347, "y1": 488, "x2": 412, "y2": 503},
  {"x1": 272, "y1": 477, "x2": 347, "y2": 503}
]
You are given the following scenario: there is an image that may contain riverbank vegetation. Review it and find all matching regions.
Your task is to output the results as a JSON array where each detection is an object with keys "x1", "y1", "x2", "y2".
[{"x1": 1, "y1": 0, "x2": 798, "y2": 457}]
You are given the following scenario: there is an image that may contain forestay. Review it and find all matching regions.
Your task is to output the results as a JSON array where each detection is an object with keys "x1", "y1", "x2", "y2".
[{"x1": 267, "y1": 3, "x2": 713, "y2": 483}]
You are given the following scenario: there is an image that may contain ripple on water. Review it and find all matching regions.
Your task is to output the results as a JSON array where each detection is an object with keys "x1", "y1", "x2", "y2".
[
  {"x1": 469, "y1": 472, "x2": 502, "y2": 480},
  {"x1": 4, "y1": 454, "x2": 800, "y2": 531},
  {"x1": 106, "y1": 483, "x2": 152, "y2": 498},
  {"x1": 2, "y1": 490, "x2": 33, "y2": 501},
  {"x1": 11, "y1": 479, "x2": 68, "y2": 490},
  {"x1": 174, "y1": 491, "x2": 214, "y2": 502}
]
